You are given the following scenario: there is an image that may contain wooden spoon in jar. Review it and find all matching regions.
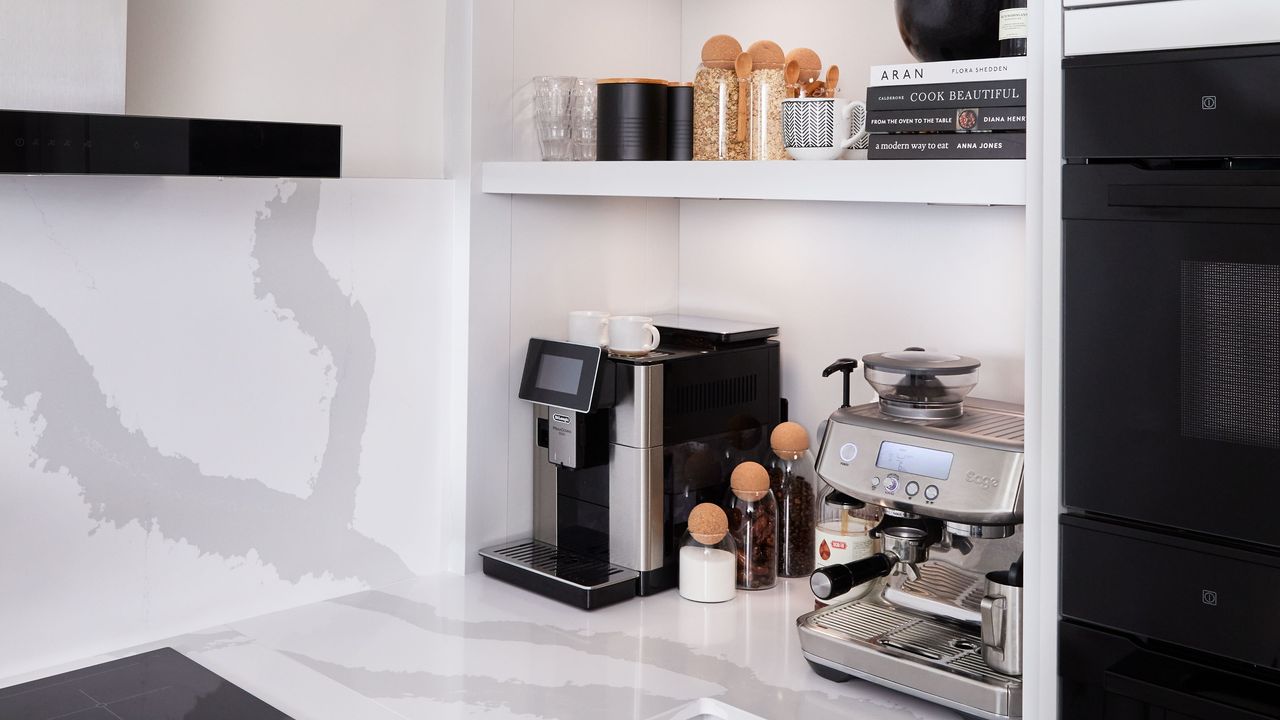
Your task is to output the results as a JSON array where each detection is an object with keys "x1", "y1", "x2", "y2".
[
  {"x1": 803, "y1": 80, "x2": 824, "y2": 98},
  {"x1": 825, "y1": 65, "x2": 840, "y2": 97},
  {"x1": 735, "y1": 52, "x2": 752, "y2": 142},
  {"x1": 785, "y1": 59, "x2": 800, "y2": 99}
]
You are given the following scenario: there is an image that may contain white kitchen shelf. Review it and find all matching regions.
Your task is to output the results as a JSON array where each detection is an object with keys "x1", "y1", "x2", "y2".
[{"x1": 481, "y1": 159, "x2": 1026, "y2": 206}]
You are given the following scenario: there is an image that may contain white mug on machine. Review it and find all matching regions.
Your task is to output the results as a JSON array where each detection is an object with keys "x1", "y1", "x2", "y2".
[
  {"x1": 568, "y1": 310, "x2": 610, "y2": 346},
  {"x1": 608, "y1": 315, "x2": 661, "y2": 356}
]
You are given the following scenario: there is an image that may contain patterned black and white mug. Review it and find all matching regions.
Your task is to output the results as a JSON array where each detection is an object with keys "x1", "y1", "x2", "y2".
[{"x1": 782, "y1": 98, "x2": 868, "y2": 161}]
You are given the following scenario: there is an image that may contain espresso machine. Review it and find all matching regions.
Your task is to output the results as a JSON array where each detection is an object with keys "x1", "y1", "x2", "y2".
[
  {"x1": 480, "y1": 315, "x2": 780, "y2": 609},
  {"x1": 798, "y1": 350, "x2": 1025, "y2": 720}
]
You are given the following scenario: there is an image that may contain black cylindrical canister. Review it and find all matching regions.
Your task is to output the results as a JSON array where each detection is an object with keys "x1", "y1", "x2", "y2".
[
  {"x1": 667, "y1": 82, "x2": 693, "y2": 161},
  {"x1": 598, "y1": 78, "x2": 668, "y2": 161}
]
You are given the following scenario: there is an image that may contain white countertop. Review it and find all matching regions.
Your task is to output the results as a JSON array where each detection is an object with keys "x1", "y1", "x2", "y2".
[{"x1": 3, "y1": 573, "x2": 963, "y2": 720}]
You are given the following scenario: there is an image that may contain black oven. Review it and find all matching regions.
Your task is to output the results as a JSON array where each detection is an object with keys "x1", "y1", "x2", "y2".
[{"x1": 1062, "y1": 43, "x2": 1280, "y2": 719}]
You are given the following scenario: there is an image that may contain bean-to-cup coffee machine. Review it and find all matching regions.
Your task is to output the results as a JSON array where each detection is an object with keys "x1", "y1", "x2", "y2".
[
  {"x1": 480, "y1": 315, "x2": 780, "y2": 609},
  {"x1": 798, "y1": 351, "x2": 1025, "y2": 720}
]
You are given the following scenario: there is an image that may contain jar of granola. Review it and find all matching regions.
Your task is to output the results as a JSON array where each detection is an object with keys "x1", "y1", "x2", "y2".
[
  {"x1": 746, "y1": 40, "x2": 788, "y2": 161},
  {"x1": 693, "y1": 34, "x2": 749, "y2": 161}
]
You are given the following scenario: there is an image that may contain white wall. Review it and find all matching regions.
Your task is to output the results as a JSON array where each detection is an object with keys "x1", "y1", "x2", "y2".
[
  {"x1": 125, "y1": 0, "x2": 447, "y2": 179},
  {"x1": 0, "y1": 0, "x2": 126, "y2": 112},
  {"x1": 679, "y1": 202, "x2": 1026, "y2": 434},
  {"x1": 0, "y1": 175, "x2": 455, "y2": 680}
]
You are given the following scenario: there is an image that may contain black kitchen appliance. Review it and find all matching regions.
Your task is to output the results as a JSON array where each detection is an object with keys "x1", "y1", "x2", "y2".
[
  {"x1": 479, "y1": 315, "x2": 780, "y2": 609},
  {"x1": 0, "y1": 109, "x2": 340, "y2": 177},
  {"x1": 1062, "y1": 42, "x2": 1280, "y2": 719},
  {"x1": 0, "y1": 647, "x2": 293, "y2": 719}
]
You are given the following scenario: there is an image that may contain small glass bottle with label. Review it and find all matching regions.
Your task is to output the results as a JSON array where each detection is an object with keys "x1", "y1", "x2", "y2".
[{"x1": 813, "y1": 486, "x2": 882, "y2": 606}]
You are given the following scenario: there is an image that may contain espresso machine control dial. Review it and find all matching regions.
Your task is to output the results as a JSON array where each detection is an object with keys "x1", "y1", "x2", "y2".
[{"x1": 883, "y1": 475, "x2": 900, "y2": 494}]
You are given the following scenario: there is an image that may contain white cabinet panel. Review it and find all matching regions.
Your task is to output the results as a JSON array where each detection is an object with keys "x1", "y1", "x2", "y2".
[{"x1": 1066, "y1": 0, "x2": 1280, "y2": 55}]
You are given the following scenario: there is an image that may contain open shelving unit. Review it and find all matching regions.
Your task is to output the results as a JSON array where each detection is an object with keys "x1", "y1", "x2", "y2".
[{"x1": 482, "y1": 159, "x2": 1027, "y2": 206}]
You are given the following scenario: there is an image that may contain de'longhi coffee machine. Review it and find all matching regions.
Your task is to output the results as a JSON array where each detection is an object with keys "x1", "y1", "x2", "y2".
[
  {"x1": 480, "y1": 315, "x2": 780, "y2": 609},
  {"x1": 798, "y1": 350, "x2": 1025, "y2": 720}
]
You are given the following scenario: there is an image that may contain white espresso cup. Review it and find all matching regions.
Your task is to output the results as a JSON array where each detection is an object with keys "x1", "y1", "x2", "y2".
[
  {"x1": 782, "y1": 97, "x2": 868, "y2": 161},
  {"x1": 608, "y1": 315, "x2": 661, "y2": 356},
  {"x1": 568, "y1": 310, "x2": 610, "y2": 346}
]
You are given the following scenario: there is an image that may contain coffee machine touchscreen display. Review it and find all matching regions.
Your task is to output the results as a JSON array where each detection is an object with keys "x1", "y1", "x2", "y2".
[
  {"x1": 875, "y1": 441, "x2": 954, "y2": 480},
  {"x1": 536, "y1": 355, "x2": 583, "y2": 394},
  {"x1": 518, "y1": 339, "x2": 607, "y2": 413}
]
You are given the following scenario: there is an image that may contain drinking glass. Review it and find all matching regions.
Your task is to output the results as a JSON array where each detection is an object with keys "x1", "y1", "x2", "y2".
[
  {"x1": 570, "y1": 78, "x2": 598, "y2": 161},
  {"x1": 533, "y1": 76, "x2": 574, "y2": 161}
]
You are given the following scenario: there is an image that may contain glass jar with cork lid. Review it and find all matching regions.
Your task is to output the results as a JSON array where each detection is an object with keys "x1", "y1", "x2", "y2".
[
  {"x1": 679, "y1": 503, "x2": 737, "y2": 603},
  {"x1": 746, "y1": 40, "x2": 788, "y2": 161},
  {"x1": 693, "y1": 34, "x2": 749, "y2": 161},
  {"x1": 727, "y1": 461, "x2": 777, "y2": 590},
  {"x1": 767, "y1": 422, "x2": 818, "y2": 578}
]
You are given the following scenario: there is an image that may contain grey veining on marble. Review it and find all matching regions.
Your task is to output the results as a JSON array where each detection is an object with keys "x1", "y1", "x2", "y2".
[
  {"x1": 0, "y1": 179, "x2": 406, "y2": 584},
  {"x1": 217, "y1": 576, "x2": 962, "y2": 720},
  {"x1": 2, "y1": 573, "x2": 964, "y2": 720}
]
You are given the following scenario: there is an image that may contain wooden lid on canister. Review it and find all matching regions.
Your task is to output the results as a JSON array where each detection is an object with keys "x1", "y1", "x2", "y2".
[
  {"x1": 771, "y1": 421, "x2": 810, "y2": 460},
  {"x1": 689, "y1": 503, "x2": 729, "y2": 545},
  {"x1": 731, "y1": 461, "x2": 771, "y2": 501},
  {"x1": 598, "y1": 78, "x2": 670, "y2": 85},
  {"x1": 701, "y1": 34, "x2": 742, "y2": 70},
  {"x1": 748, "y1": 40, "x2": 785, "y2": 70}
]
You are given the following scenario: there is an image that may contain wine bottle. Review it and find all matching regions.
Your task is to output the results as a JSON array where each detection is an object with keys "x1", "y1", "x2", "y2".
[{"x1": 999, "y1": 0, "x2": 1028, "y2": 58}]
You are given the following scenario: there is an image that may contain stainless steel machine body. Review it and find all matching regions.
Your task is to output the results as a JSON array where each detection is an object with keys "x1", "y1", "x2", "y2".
[{"x1": 798, "y1": 398, "x2": 1025, "y2": 720}]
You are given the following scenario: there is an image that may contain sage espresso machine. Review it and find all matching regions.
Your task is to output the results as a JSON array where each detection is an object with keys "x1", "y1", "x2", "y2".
[
  {"x1": 798, "y1": 350, "x2": 1025, "y2": 720},
  {"x1": 480, "y1": 315, "x2": 780, "y2": 609}
]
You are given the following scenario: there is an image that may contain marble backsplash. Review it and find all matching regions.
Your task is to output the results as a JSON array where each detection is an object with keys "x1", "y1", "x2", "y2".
[{"x1": 0, "y1": 175, "x2": 455, "y2": 678}]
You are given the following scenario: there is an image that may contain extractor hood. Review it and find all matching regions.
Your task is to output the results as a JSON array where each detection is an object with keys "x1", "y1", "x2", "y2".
[{"x1": 0, "y1": 109, "x2": 341, "y2": 178}]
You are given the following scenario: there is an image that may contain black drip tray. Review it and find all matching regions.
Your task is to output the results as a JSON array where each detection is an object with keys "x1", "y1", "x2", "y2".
[{"x1": 0, "y1": 647, "x2": 292, "y2": 719}]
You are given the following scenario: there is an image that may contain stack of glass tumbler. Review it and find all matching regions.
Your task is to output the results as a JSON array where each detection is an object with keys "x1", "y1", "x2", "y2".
[{"x1": 533, "y1": 76, "x2": 596, "y2": 161}]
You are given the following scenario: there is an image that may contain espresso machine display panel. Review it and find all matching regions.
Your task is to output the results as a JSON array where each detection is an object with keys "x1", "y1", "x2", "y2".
[
  {"x1": 481, "y1": 317, "x2": 780, "y2": 610},
  {"x1": 798, "y1": 352, "x2": 1026, "y2": 720},
  {"x1": 517, "y1": 339, "x2": 610, "y2": 413},
  {"x1": 875, "y1": 442, "x2": 953, "y2": 480}
]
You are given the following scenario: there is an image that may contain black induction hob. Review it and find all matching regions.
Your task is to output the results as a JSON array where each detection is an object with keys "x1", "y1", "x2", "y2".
[{"x1": 0, "y1": 648, "x2": 293, "y2": 719}]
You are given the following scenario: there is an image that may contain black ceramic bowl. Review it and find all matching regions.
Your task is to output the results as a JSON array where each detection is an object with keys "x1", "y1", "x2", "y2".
[{"x1": 894, "y1": 0, "x2": 1003, "y2": 62}]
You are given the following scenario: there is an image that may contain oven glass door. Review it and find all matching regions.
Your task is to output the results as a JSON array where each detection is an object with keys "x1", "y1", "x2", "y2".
[{"x1": 1063, "y1": 168, "x2": 1280, "y2": 549}]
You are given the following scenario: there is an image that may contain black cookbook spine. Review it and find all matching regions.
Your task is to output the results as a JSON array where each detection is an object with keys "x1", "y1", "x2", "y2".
[
  {"x1": 867, "y1": 106, "x2": 1027, "y2": 133},
  {"x1": 868, "y1": 132, "x2": 1026, "y2": 160},
  {"x1": 866, "y1": 79, "x2": 1026, "y2": 111}
]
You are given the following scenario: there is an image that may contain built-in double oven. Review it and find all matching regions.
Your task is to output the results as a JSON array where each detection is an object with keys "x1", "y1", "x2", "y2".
[{"x1": 1062, "y1": 43, "x2": 1280, "y2": 719}]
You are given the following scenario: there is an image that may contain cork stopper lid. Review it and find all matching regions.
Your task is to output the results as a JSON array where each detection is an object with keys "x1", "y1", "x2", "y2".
[
  {"x1": 747, "y1": 40, "x2": 785, "y2": 70},
  {"x1": 771, "y1": 421, "x2": 810, "y2": 460},
  {"x1": 731, "y1": 461, "x2": 771, "y2": 500},
  {"x1": 785, "y1": 48, "x2": 823, "y2": 83},
  {"x1": 701, "y1": 34, "x2": 742, "y2": 70},
  {"x1": 688, "y1": 503, "x2": 729, "y2": 545}
]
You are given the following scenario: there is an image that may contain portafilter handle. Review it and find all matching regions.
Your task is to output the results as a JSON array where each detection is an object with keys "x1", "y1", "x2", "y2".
[
  {"x1": 822, "y1": 358, "x2": 859, "y2": 409},
  {"x1": 810, "y1": 553, "x2": 895, "y2": 600}
]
